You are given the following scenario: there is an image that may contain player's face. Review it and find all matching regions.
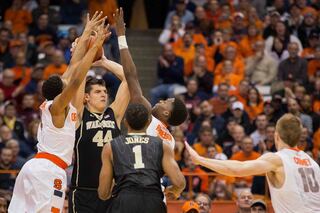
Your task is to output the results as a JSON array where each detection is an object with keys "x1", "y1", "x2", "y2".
[
  {"x1": 85, "y1": 85, "x2": 108, "y2": 112},
  {"x1": 153, "y1": 98, "x2": 174, "y2": 116}
]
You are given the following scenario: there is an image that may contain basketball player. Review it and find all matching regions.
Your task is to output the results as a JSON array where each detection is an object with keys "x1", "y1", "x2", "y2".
[
  {"x1": 185, "y1": 114, "x2": 320, "y2": 213},
  {"x1": 98, "y1": 103, "x2": 186, "y2": 213},
  {"x1": 69, "y1": 20, "x2": 130, "y2": 213},
  {"x1": 8, "y1": 12, "x2": 109, "y2": 212}
]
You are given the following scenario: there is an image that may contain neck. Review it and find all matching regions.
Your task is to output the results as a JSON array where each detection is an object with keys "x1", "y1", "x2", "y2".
[
  {"x1": 127, "y1": 128, "x2": 147, "y2": 134},
  {"x1": 258, "y1": 129, "x2": 265, "y2": 134},
  {"x1": 277, "y1": 141, "x2": 297, "y2": 151},
  {"x1": 151, "y1": 111, "x2": 169, "y2": 127},
  {"x1": 243, "y1": 151, "x2": 252, "y2": 157},
  {"x1": 0, "y1": 162, "x2": 10, "y2": 169},
  {"x1": 87, "y1": 104, "x2": 104, "y2": 114}
]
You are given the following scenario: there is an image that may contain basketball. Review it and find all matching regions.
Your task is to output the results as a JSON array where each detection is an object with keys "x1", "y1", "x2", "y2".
[{"x1": 87, "y1": 35, "x2": 103, "y2": 61}]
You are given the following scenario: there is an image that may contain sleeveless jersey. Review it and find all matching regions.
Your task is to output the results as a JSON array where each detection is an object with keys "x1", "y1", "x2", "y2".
[
  {"x1": 71, "y1": 107, "x2": 121, "y2": 189},
  {"x1": 267, "y1": 148, "x2": 320, "y2": 213},
  {"x1": 147, "y1": 116, "x2": 175, "y2": 150},
  {"x1": 37, "y1": 100, "x2": 77, "y2": 166},
  {"x1": 111, "y1": 133, "x2": 164, "y2": 196}
]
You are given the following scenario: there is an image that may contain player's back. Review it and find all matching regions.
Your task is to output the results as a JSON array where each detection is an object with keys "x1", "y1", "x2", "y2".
[
  {"x1": 37, "y1": 100, "x2": 77, "y2": 166},
  {"x1": 111, "y1": 133, "x2": 164, "y2": 196},
  {"x1": 267, "y1": 148, "x2": 320, "y2": 213}
]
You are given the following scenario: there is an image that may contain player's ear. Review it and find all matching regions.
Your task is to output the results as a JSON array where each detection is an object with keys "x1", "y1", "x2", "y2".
[{"x1": 84, "y1": 93, "x2": 90, "y2": 102}]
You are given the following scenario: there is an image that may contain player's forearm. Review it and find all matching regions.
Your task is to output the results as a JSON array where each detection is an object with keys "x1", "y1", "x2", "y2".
[
  {"x1": 101, "y1": 59, "x2": 125, "y2": 81},
  {"x1": 197, "y1": 157, "x2": 250, "y2": 177}
]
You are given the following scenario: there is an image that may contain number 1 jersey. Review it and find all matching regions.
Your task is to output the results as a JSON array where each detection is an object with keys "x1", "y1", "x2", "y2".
[
  {"x1": 71, "y1": 107, "x2": 121, "y2": 189},
  {"x1": 267, "y1": 148, "x2": 320, "y2": 213}
]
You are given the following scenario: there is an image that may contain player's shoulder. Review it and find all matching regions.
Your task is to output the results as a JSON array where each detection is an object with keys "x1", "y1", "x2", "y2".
[{"x1": 260, "y1": 152, "x2": 282, "y2": 166}]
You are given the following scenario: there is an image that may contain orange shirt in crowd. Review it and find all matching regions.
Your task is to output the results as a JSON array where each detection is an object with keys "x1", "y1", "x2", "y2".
[
  {"x1": 307, "y1": 59, "x2": 320, "y2": 77},
  {"x1": 229, "y1": 89, "x2": 247, "y2": 105},
  {"x1": 239, "y1": 35, "x2": 263, "y2": 58},
  {"x1": 43, "y1": 64, "x2": 68, "y2": 80},
  {"x1": 88, "y1": 0, "x2": 117, "y2": 24},
  {"x1": 209, "y1": 97, "x2": 229, "y2": 115},
  {"x1": 214, "y1": 73, "x2": 242, "y2": 87},
  {"x1": 214, "y1": 58, "x2": 245, "y2": 79},
  {"x1": 230, "y1": 151, "x2": 261, "y2": 185},
  {"x1": 182, "y1": 166, "x2": 209, "y2": 193},
  {"x1": 11, "y1": 66, "x2": 32, "y2": 86},
  {"x1": 193, "y1": 143, "x2": 223, "y2": 157},
  {"x1": 4, "y1": 8, "x2": 32, "y2": 34},
  {"x1": 244, "y1": 102, "x2": 264, "y2": 121},
  {"x1": 301, "y1": 47, "x2": 316, "y2": 59},
  {"x1": 173, "y1": 45, "x2": 196, "y2": 76},
  {"x1": 186, "y1": 56, "x2": 215, "y2": 74},
  {"x1": 312, "y1": 128, "x2": 320, "y2": 161},
  {"x1": 313, "y1": 100, "x2": 320, "y2": 113}
]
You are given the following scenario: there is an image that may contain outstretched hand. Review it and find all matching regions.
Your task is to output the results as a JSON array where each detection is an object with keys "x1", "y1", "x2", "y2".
[
  {"x1": 184, "y1": 141, "x2": 201, "y2": 165},
  {"x1": 93, "y1": 21, "x2": 112, "y2": 48},
  {"x1": 164, "y1": 185, "x2": 180, "y2": 200},
  {"x1": 113, "y1": 8, "x2": 126, "y2": 36},
  {"x1": 83, "y1": 11, "x2": 106, "y2": 35}
]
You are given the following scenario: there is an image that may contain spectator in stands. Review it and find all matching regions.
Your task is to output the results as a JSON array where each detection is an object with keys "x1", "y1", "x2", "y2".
[
  {"x1": 245, "y1": 40, "x2": 278, "y2": 85},
  {"x1": 217, "y1": 117, "x2": 237, "y2": 150},
  {"x1": 28, "y1": 13, "x2": 57, "y2": 45},
  {"x1": 195, "y1": 193, "x2": 212, "y2": 213},
  {"x1": 214, "y1": 60, "x2": 241, "y2": 89},
  {"x1": 0, "y1": 28, "x2": 11, "y2": 69},
  {"x1": 264, "y1": 123, "x2": 277, "y2": 153},
  {"x1": 265, "y1": 21, "x2": 303, "y2": 54},
  {"x1": 232, "y1": 12, "x2": 247, "y2": 42},
  {"x1": 182, "y1": 200, "x2": 200, "y2": 213},
  {"x1": 191, "y1": 100, "x2": 225, "y2": 140},
  {"x1": 263, "y1": 11, "x2": 281, "y2": 39},
  {"x1": 287, "y1": 97, "x2": 313, "y2": 133},
  {"x1": 287, "y1": 4, "x2": 304, "y2": 36},
  {"x1": 268, "y1": 37, "x2": 289, "y2": 64},
  {"x1": 192, "y1": 55, "x2": 213, "y2": 95},
  {"x1": 235, "y1": 190, "x2": 253, "y2": 213},
  {"x1": 231, "y1": 101, "x2": 252, "y2": 134},
  {"x1": 18, "y1": 93, "x2": 39, "y2": 127},
  {"x1": 182, "y1": 78, "x2": 203, "y2": 123},
  {"x1": 182, "y1": 154, "x2": 209, "y2": 195},
  {"x1": 209, "y1": 178, "x2": 233, "y2": 201},
  {"x1": 307, "y1": 45, "x2": 320, "y2": 83},
  {"x1": 11, "y1": 51, "x2": 32, "y2": 88},
  {"x1": 0, "y1": 148, "x2": 18, "y2": 191},
  {"x1": 159, "y1": 15, "x2": 185, "y2": 45},
  {"x1": 297, "y1": 12, "x2": 319, "y2": 48},
  {"x1": 5, "y1": 139, "x2": 26, "y2": 169},
  {"x1": 297, "y1": 126, "x2": 312, "y2": 152},
  {"x1": 25, "y1": 63, "x2": 44, "y2": 94},
  {"x1": 43, "y1": 49, "x2": 67, "y2": 79},
  {"x1": 229, "y1": 80, "x2": 250, "y2": 104},
  {"x1": 25, "y1": 119, "x2": 39, "y2": 154},
  {"x1": 193, "y1": 126, "x2": 222, "y2": 157},
  {"x1": 0, "y1": 196, "x2": 7, "y2": 213},
  {"x1": 173, "y1": 32, "x2": 195, "y2": 76},
  {"x1": 150, "y1": 44, "x2": 185, "y2": 106},
  {"x1": 165, "y1": 0, "x2": 194, "y2": 29},
  {"x1": 227, "y1": 124, "x2": 246, "y2": 158},
  {"x1": 0, "y1": 69, "x2": 22, "y2": 101},
  {"x1": 250, "y1": 200, "x2": 267, "y2": 213},
  {"x1": 31, "y1": 0, "x2": 60, "y2": 27},
  {"x1": 59, "y1": 0, "x2": 85, "y2": 25},
  {"x1": 37, "y1": 40, "x2": 56, "y2": 65},
  {"x1": 0, "y1": 126, "x2": 12, "y2": 145},
  {"x1": 3, "y1": 102, "x2": 25, "y2": 141},
  {"x1": 193, "y1": 6, "x2": 214, "y2": 37},
  {"x1": 231, "y1": 137, "x2": 260, "y2": 188},
  {"x1": 4, "y1": 0, "x2": 32, "y2": 35},
  {"x1": 301, "y1": 30, "x2": 319, "y2": 60},
  {"x1": 250, "y1": 114, "x2": 268, "y2": 147},
  {"x1": 239, "y1": 24, "x2": 263, "y2": 58},
  {"x1": 301, "y1": 94, "x2": 320, "y2": 131},
  {"x1": 244, "y1": 87, "x2": 264, "y2": 121},
  {"x1": 210, "y1": 83, "x2": 229, "y2": 115},
  {"x1": 278, "y1": 42, "x2": 308, "y2": 86}
]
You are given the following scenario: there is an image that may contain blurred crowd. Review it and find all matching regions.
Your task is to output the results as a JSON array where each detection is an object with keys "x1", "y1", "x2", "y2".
[
  {"x1": 155, "y1": 0, "x2": 320, "y2": 205},
  {"x1": 0, "y1": 0, "x2": 320, "y2": 212}
]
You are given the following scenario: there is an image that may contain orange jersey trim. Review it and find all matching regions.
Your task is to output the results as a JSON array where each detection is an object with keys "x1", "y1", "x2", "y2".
[{"x1": 35, "y1": 152, "x2": 68, "y2": 170}]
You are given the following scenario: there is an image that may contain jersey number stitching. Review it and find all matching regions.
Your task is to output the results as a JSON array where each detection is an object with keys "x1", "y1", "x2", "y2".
[
  {"x1": 92, "y1": 130, "x2": 112, "y2": 147},
  {"x1": 298, "y1": 167, "x2": 320, "y2": 193},
  {"x1": 132, "y1": 145, "x2": 145, "y2": 169}
]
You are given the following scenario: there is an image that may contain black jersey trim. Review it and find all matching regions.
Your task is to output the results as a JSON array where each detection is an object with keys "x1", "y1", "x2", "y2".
[{"x1": 75, "y1": 120, "x2": 83, "y2": 187}]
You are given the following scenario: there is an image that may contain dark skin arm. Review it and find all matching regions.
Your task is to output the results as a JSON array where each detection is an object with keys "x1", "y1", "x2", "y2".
[
  {"x1": 114, "y1": 8, "x2": 152, "y2": 113},
  {"x1": 98, "y1": 142, "x2": 114, "y2": 200}
]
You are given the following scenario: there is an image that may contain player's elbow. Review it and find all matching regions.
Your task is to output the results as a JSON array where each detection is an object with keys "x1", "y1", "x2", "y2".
[
  {"x1": 175, "y1": 174, "x2": 186, "y2": 191},
  {"x1": 98, "y1": 188, "x2": 111, "y2": 201}
]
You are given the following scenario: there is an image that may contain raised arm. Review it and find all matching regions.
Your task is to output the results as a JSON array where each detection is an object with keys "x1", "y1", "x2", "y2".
[
  {"x1": 162, "y1": 141, "x2": 186, "y2": 199},
  {"x1": 98, "y1": 142, "x2": 114, "y2": 200},
  {"x1": 114, "y1": 8, "x2": 152, "y2": 112},
  {"x1": 92, "y1": 56, "x2": 130, "y2": 127},
  {"x1": 50, "y1": 21, "x2": 110, "y2": 116},
  {"x1": 185, "y1": 142, "x2": 282, "y2": 177}
]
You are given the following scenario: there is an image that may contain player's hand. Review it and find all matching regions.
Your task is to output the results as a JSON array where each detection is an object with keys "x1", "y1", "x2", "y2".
[
  {"x1": 83, "y1": 11, "x2": 106, "y2": 36},
  {"x1": 164, "y1": 185, "x2": 180, "y2": 200},
  {"x1": 184, "y1": 141, "x2": 201, "y2": 165},
  {"x1": 113, "y1": 8, "x2": 126, "y2": 36},
  {"x1": 92, "y1": 52, "x2": 107, "y2": 67},
  {"x1": 70, "y1": 37, "x2": 80, "y2": 54},
  {"x1": 93, "y1": 22, "x2": 111, "y2": 48}
]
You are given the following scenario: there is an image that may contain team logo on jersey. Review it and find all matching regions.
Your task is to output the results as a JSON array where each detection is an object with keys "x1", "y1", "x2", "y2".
[
  {"x1": 104, "y1": 115, "x2": 110, "y2": 119},
  {"x1": 71, "y1": 113, "x2": 77, "y2": 122}
]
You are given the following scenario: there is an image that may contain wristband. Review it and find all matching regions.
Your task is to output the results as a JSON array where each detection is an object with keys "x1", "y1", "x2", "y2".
[{"x1": 118, "y1": 35, "x2": 128, "y2": 50}]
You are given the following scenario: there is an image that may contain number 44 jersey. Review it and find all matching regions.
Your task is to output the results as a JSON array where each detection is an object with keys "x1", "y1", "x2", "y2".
[
  {"x1": 267, "y1": 148, "x2": 320, "y2": 213},
  {"x1": 71, "y1": 107, "x2": 121, "y2": 190}
]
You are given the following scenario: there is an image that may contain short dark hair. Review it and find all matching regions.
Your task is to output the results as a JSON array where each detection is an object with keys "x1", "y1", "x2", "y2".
[
  {"x1": 167, "y1": 98, "x2": 188, "y2": 126},
  {"x1": 42, "y1": 75, "x2": 63, "y2": 100},
  {"x1": 125, "y1": 103, "x2": 149, "y2": 130},
  {"x1": 85, "y1": 77, "x2": 106, "y2": 93}
]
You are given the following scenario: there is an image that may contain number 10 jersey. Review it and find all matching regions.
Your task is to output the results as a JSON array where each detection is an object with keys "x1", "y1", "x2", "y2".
[
  {"x1": 71, "y1": 107, "x2": 121, "y2": 190},
  {"x1": 267, "y1": 148, "x2": 320, "y2": 213}
]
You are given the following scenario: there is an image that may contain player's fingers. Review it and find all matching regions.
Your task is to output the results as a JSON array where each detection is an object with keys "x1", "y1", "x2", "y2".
[
  {"x1": 94, "y1": 11, "x2": 104, "y2": 22},
  {"x1": 120, "y1": 7, "x2": 123, "y2": 18},
  {"x1": 86, "y1": 13, "x2": 90, "y2": 23},
  {"x1": 92, "y1": 11, "x2": 100, "y2": 21}
]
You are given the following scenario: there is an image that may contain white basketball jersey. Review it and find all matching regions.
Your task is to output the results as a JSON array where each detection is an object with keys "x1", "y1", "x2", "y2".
[
  {"x1": 147, "y1": 116, "x2": 175, "y2": 150},
  {"x1": 267, "y1": 148, "x2": 320, "y2": 213},
  {"x1": 37, "y1": 101, "x2": 77, "y2": 166}
]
